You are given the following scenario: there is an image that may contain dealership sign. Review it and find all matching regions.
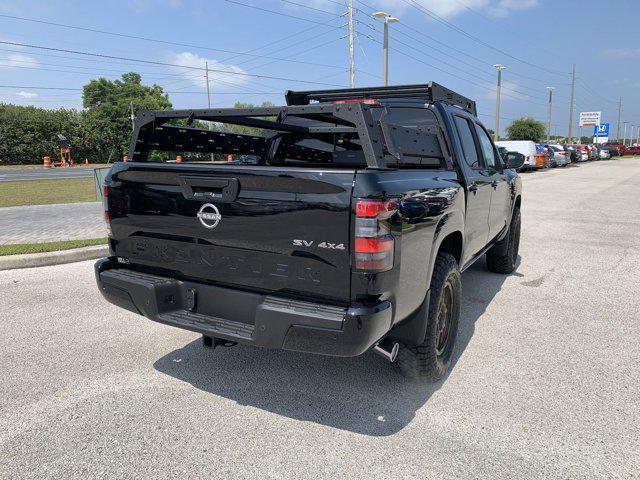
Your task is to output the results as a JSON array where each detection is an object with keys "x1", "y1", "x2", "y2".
[{"x1": 579, "y1": 111, "x2": 601, "y2": 127}]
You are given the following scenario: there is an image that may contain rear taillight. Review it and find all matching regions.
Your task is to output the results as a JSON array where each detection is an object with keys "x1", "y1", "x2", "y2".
[
  {"x1": 354, "y1": 199, "x2": 396, "y2": 272},
  {"x1": 102, "y1": 185, "x2": 112, "y2": 236}
]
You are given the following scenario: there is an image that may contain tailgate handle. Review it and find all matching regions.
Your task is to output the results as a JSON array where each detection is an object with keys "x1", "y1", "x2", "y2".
[{"x1": 178, "y1": 176, "x2": 239, "y2": 203}]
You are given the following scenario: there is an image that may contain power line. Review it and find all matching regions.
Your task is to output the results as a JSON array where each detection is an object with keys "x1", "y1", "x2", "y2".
[
  {"x1": 224, "y1": 0, "x2": 344, "y2": 25},
  {"x1": 0, "y1": 40, "x2": 347, "y2": 87},
  {"x1": 0, "y1": 13, "x2": 350, "y2": 71},
  {"x1": 399, "y1": 0, "x2": 568, "y2": 77}
]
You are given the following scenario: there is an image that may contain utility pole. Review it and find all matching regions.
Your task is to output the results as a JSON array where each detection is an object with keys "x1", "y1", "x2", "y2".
[
  {"x1": 623, "y1": 121, "x2": 628, "y2": 146},
  {"x1": 616, "y1": 97, "x2": 622, "y2": 142},
  {"x1": 130, "y1": 101, "x2": 135, "y2": 132},
  {"x1": 546, "y1": 86, "x2": 554, "y2": 143},
  {"x1": 637, "y1": 126, "x2": 640, "y2": 146},
  {"x1": 372, "y1": 12, "x2": 399, "y2": 87},
  {"x1": 205, "y1": 61, "x2": 214, "y2": 161},
  {"x1": 492, "y1": 64, "x2": 505, "y2": 142},
  {"x1": 567, "y1": 64, "x2": 575, "y2": 143},
  {"x1": 348, "y1": 0, "x2": 355, "y2": 88}
]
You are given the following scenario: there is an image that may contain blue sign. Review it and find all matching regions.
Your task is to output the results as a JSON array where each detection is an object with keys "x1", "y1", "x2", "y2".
[{"x1": 594, "y1": 123, "x2": 609, "y2": 137}]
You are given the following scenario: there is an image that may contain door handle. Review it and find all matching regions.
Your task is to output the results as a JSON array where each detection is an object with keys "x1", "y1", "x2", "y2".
[{"x1": 468, "y1": 184, "x2": 479, "y2": 194}]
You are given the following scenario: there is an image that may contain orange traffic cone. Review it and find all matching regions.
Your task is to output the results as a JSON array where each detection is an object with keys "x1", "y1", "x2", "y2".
[
  {"x1": 43, "y1": 156, "x2": 51, "y2": 169},
  {"x1": 85, "y1": 158, "x2": 90, "y2": 167},
  {"x1": 176, "y1": 155, "x2": 182, "y2": 163}
]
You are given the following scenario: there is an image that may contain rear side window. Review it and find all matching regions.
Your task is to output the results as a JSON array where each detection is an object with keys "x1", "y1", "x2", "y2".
[
  {"x1": 453, "y1": 116, "x2": 480, "y2": 169},
  {"x1": 381, "y1": 107, "x2": 445, "y2": 167}
]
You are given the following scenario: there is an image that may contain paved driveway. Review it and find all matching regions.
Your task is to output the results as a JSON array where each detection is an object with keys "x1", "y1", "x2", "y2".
[
  {"x1": 0, "y1": 202, "x2": 106, "y2": 244},
  {"x1": 0, "y1": 160, "x2": 639, "y2": 479}
]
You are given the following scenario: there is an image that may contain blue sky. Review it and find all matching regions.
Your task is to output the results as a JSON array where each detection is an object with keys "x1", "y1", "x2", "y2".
[{"x1": 1, "y1": 0, "x2": 638, "y2": 138}]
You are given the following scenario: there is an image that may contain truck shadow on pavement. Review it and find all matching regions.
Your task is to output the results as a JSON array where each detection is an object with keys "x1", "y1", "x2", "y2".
[{"x1": 154, "y1": 257, "x2": 516, "y2": 436}]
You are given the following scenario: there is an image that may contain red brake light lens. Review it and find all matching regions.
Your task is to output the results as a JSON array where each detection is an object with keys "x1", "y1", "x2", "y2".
[
  {"x1": 102, "y1": 185, "x2": 112, "y2": 236},
  {"x1": 354, "y1": 200, "x2": 395, "y2": 272},
  {"x1": 356, "y1": 200, "x2": 397, "y2": 217}
]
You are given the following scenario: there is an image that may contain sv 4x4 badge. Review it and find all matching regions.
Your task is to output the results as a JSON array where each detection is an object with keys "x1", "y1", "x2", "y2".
[{"x1": 293, "y1": 239, "x2": 346, "y2": 250}]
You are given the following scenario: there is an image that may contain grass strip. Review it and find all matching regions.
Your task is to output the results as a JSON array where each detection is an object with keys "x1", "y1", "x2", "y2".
[
  {"x1": 0, "y1": 238, "x2": 107, "y2": 256},
  {"x1": 0, "y1": 178, "x2": 96, "y2": 207}
]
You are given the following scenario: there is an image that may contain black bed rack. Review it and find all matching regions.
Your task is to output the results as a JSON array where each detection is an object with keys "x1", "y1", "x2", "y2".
[{"x1": 285, "y1": 82, "x2": 477, "y2": 116}]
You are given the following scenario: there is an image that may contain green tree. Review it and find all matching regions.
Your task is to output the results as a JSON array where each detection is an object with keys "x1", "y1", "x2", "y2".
[
  {"x1": 0, "y1": 104, "x2": 84, "y2": 165},
  {"x1": 505, "y1": 117, "x2": 546, "y2": 143},
  {"x1": 82, "y1": 72, "x2": 172, "y2": 162},
  {"x1": 211, "y1": 101, "x2": 275, "y2": 136}
]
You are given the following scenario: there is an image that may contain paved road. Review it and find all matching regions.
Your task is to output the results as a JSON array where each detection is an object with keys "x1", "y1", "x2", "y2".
[
  {"x1": 1, "y1": 160, "x2": 639, "y2": 479},
  {"x1": 0, "y1": 202, "x2": 106, "y2": 244},
  {"x1": 0, "y1": 168, "x2": 97, "y2": 182}
]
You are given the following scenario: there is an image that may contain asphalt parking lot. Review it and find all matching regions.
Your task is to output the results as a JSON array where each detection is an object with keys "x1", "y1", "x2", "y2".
[{"x1": 1, "y1": 160, "x2": 639, "y2": 479}]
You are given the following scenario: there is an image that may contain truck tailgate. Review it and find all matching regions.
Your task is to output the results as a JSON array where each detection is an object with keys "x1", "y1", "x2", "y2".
[{"x1": 107, "y1": 163, "x2": 355, "y2": 303}]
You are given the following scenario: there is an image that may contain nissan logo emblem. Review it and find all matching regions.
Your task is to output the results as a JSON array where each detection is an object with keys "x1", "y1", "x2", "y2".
[{"x1": 197, "y1": 203, "x2": 222, "y2": 229}]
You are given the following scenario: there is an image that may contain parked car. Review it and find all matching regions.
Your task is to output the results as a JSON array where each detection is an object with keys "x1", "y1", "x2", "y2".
[
  {"x1": 547, "y1": 144, "x2": 571, "y2": 166},
  {"x1": 577, "y1": 145, "x2": 588, "y2": 162},
  {"x1": 599, "y1": 146, "x2": 617, "y2": 158},
  {"x1": 564, "y1": 145, "x2": 578, "y2": 163},
  {"x1": 602, "y1": 143, "x2": 626, "y2": 156},
  {"x1": 496, "y1": 140, "x2": 538, "y2": 170},
  {"x1": 623, "y1": 145, "x2": 640, "y2": 156},
  {"x1": 94, "y1": 83, "x2": 524, "y2": 382},
  {"x1": 598, "y1": 148, "x2": 611, "y2": 160},
  {"x1": 536, "y1": 144, "x2": 552, "y2": 168}
]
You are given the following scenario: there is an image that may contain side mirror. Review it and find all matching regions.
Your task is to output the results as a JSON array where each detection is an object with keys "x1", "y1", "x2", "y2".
[{"x1": 505, "y1": 151, "x2": 526, "y2": 170}]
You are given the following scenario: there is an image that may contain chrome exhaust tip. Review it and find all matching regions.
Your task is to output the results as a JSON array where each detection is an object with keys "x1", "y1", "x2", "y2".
[{"x1": 373, "y1": 341, "x2": 400, "y2": 363}]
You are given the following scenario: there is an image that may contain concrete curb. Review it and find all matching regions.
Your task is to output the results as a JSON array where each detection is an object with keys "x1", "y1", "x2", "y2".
[{"x1": 0, "y1": 245, "x2": 108, "y2": 271}]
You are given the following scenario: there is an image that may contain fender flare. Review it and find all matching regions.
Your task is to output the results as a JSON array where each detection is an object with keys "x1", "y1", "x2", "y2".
[{"x1": 390, "y1": 212, "x2": 464, "y2": 345}]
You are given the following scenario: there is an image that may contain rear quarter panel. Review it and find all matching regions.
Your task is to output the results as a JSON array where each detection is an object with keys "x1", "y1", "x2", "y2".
[{"x1": 352, "y1": 169, "x2": 465, "y2": 324}]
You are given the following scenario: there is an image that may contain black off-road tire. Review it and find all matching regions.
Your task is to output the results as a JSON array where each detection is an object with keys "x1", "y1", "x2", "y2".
[
  {"x1": 395, "y1": 253, "x2": 461, "y2": 382},
  {"x1": 486, "y1": 208, "x2": 521, "y2": 274}
]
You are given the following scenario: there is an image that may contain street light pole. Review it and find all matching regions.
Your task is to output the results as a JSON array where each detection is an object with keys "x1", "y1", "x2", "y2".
[
  {"x1": 492, "y1": 64, "x2": 506, "y2": 142},
  {"x1": 372, "y1": 12, "x2": 399, "y2": 86},
  {"x1": 205, "y1": 61, "x2": 214, "y2": 161},
  {"x1": 567, "y1": 64, "x2": 575, "y2": 143},
  {"x1": 546, "y1": 86, "x2": 554, "y2": 143}
]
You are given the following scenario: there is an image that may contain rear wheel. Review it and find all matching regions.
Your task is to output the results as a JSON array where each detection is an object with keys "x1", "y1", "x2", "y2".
[
  {"x1": 487, "y1": 208, "x2": 521, "y2": 274},
  {"x1": 395, "y1": 253, "x2": 461, "y2": 382}
]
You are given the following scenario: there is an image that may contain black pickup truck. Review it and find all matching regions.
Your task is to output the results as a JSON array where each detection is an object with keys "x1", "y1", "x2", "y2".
[{"x1": 95, "y1": 83, "x2": 524, "y2": 381}]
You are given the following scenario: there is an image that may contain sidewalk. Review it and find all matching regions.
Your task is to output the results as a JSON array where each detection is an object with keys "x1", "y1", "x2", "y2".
[{"x1": 0, "y1": 202, "x2": 106, "y2": 245}]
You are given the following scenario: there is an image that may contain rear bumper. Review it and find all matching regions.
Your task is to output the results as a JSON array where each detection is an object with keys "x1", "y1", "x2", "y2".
[{"x1": 95, "y1": 258, "x2": 392, "y2": 357}]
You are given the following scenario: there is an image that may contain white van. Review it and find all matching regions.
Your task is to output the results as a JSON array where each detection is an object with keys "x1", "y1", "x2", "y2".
[{"x1": 495, "y1": 140, "x2": 537, "y2": 170}]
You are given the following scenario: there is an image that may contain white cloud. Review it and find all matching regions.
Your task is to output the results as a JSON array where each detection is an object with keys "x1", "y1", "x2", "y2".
[
  {"x1": 0, "y1": 52, "x2": 40, "y2": 69},
  {"x1": 165, "y1": 51, "x2": 250, "y2": 90},
  {"x1": 481, "y1": 80, "x2": 529, "y2": 101},
  {"x1": 601, "y1": 49, "x2": 640, "y2": 59},
  {"x1": 16, "y1": 91, "x2": 38, "y2": 98},
  {"x1": 304, "y1": 0, "x2": 538, "y2": 19}
]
